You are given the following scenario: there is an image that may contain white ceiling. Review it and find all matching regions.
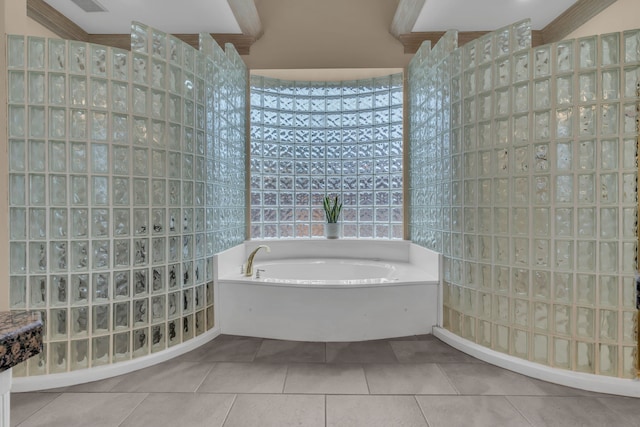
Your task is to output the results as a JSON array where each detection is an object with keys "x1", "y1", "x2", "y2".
[
  {"x1": 44, "y1": 0, "x2": 578, "y2": 35},
  {"x1": 412, "y1": 0, "x2": 579, "y2": 32},
  {"x1": 43, "y1": 0, "x2": 242, "y2": 34}
]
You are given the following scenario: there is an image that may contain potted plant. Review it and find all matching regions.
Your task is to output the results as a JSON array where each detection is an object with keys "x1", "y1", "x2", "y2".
[{"x1": 323, "y1": 195, "x2": 343, "y2": 239}]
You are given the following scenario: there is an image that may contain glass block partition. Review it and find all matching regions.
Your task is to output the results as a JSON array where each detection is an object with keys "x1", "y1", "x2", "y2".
[
  {"x1": 249, "y1": 75, "x2": 404, "y2": 239},
  {"x1": 6, "y1": 22, "x2": 246, "y2": 376},
  {"x1": 409, "y1": 21, "x2": 640, "y2": 378}
]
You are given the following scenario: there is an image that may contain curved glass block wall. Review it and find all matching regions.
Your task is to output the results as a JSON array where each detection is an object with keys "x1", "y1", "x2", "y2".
[
  {"x1": 249, "y1": 75, "x2": 404, "y2": 239},
  {"x1": 6, "y1": 23, "x2": 246, "y2": 376},
  {"x1": 409, "y1": 21, "x2": 640, "y2": 377}
]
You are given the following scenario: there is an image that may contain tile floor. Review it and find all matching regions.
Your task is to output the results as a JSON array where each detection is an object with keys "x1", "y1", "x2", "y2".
[{"x1": 10, "y1": 334, "x2": 640, "y2": 426}]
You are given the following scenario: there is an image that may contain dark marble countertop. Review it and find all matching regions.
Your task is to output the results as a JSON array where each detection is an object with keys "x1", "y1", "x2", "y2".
[{"x1": 0, "y1": 311, "x2": 43, "y2": 373}]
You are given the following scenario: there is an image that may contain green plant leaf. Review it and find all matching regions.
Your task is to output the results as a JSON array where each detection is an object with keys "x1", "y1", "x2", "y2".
[{"x1": 323, "y1": 195, "x2": 343, "y2": 223}]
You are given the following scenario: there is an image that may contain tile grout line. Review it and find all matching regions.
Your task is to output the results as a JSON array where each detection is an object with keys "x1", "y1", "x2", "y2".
[
  {"x1": 324, "y1": 394, "x2": 327, "y2": 427},
  {"x1": 433, "y1": 363, "x2": 461, "y2": 395},
  {"x1": 194, "y1": 362, "x2": 218, "y2": 393},
  {"x1": 413, "y1": 395, "x2": 431, "y2": 427},
  {"x1": 220, "y1": 393, "x2": 238, "y2": 427},
  {"x1": 250, "y1": 338, "x2": 264, "y2": 362},
  {"x1": 116, "y1": 392, "x2": 151, "y2": 427},
  {"x1": 362, "y1": 363, "x2": 372, "y2": 395},
  {"x1": 281, "y1": 364, "x2": 290, "y2": 394},
  {"x1": 387, "y1": 340, "x2": 401, "y2": 364},
  {"x1": 503, "y1": 395, "x2": 536, "y2": 427},
  {"x1": 13, "y1": 393, "x2": 64, "y2": 427}
]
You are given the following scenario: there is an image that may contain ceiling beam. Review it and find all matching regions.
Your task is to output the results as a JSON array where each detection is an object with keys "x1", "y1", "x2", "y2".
[
  {"x1": 27, "y1": 0, "x2": 89, "y2": 41},
  {"x1": 541, "y1": 0, "x2": 617, "y2": 44},
  {"x1": 390, "y1": 0, "x2": 425, "y2": 38},
  {"x1": 227, "y1": 0, "x2": 263, "y2": 40}
]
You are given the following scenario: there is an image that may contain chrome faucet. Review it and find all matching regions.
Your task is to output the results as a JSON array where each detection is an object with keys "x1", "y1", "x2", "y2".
[{"x1": 244, "y1": 245, "x2": 270, "y2": 277}]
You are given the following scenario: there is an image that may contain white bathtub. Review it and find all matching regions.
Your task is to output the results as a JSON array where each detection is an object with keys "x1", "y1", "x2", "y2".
[
  {"x1": 255, "y1": 258, "x2": 399, "y2": 285},
  {"x1": 216, "y1": 240, "x2": 440, "y2": 342}
]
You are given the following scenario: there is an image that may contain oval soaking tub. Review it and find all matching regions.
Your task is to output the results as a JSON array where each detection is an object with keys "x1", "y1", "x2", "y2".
[
  {"x1": 215, "y1": 240, "x2": 440, "y2": 342},
  {"x1": 255, "y1": 258, "x2": 398, "y2": 285}
]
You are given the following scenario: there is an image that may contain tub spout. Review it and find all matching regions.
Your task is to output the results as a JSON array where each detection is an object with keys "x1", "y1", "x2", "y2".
[{"x1": 245, "y1": 245, "x2": 270, "y2": 277}]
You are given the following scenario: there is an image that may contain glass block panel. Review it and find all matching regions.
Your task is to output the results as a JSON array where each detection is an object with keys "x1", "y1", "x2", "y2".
[
  {"x1": 5, "y1": 28, "x2": 252, "y2": 378},
  {"x1": 599, "y1": 344, "x2": 617, "y2": 376},
  {"x1": 601, "y1": 33, "x2": 619, "y2": 66},
  {"x1": 555, "y1": 41, "x2": 573, "y2": 73},
  {"x1": 250, "y1": 75, "x2": 402, "y2": 240}
]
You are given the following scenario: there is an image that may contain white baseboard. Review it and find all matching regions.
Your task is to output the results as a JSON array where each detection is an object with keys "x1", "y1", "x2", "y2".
[
  {"x1": 433, "y1": 327, "x2": 640, "y2": 398},
  {"x1": 11, "y1": 328, "x2": 221, "y2": 392}
]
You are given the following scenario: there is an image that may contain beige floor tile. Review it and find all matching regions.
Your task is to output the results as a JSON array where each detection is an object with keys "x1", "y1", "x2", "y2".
[
  {"x1": 507, "y1": 396, "x2": 634, "y2": 427},
  {"x1": 120, "y1": 393, "x2": 235, "y2": 427},
  {"x1": 327, "y1": 395, "x2": 427, "y2": 427},
  {"x1": 198, "y1": 362, "x2": 287, "y2": 393},
  {"x1": 365, "y1": 363, "x2": 458, "y2": 395},
  {"x1": 598, "y1": 396, "x2": 640, "y2": 425},
  {"x1": 12, "y1": 337, "x2": 640, "y2": 427},
  {"x1": 255, "y1": 339, "x2": 325, "y2": 363},
  {"x1": 179, "y1": 335, "x2": 263, "y2": 362},
  {"x1": 109, "y1": 361, "x2": 213, "y2": 392},
  {"x1": 224, "y1": 394, "x2": 324, "y2": 427},
  {"x1": 15, "y1": 393, "x2": 147, "y2": 427},
  {"x1": 42, "y1": 376, "x2": 124, "y2": 393},
  {"x1": 285, "y1": 363, "x2": 369, "y2": 394},
  {"x1": 390, "y1": 339, "x2": 480, "y2": 363},
  {"x1": 326, "y1": 341, "x2": 398, "y2": 363},
  {"x1": 10, "y1": 392, "x2": 60, "y2": 427},
  {"x1": 438, "y1": 362, "x2": 559, "y2": 395},
  {"x1": 417, "y1": 395, "x2": 532, "y2": 427}
]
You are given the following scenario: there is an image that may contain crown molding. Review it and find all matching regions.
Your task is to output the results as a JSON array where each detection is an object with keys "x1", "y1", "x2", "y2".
[
  {"x1": 27, "y1": 0, "x2": 89, "y2": 41},
  {"x1": 541, "y1": 0, "x2": 618, "y2": 44}
]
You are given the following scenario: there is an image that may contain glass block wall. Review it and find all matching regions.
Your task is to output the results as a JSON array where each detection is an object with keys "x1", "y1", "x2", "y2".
[
  {"x1": 249, "y1": 75, "x2": 404, "y2": 239},
  {"x1": 6, "y1": 23, "x2": 246, "y2": 376},
  {"x1": 409, "y1": 21, "x2": 640, "y2": 377}
]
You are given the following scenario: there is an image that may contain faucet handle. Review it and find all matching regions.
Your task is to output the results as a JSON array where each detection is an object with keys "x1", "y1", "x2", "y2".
[
  {"x1": 240, "y1": 264, "x2": 245, "y2": 274},
  {"x1": 255, "y1": 269, "x2": 265, "y2": 279}
]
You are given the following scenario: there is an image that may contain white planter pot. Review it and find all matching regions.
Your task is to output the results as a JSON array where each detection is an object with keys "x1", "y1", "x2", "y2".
[{"x1": 325, "y1": 222, "x2": 341, "y2": 239}]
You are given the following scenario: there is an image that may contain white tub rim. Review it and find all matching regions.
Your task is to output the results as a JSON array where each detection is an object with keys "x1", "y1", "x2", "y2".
[{"x1": 220, "y1": 257, "x2": 437, "y2": 288}]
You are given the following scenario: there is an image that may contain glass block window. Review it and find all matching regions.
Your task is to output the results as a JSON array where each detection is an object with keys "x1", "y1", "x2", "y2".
[
  {"x1": 409, "y1": 22, "x2": 640, "y2": 378},
  {"x1": 250, "y1": 74, "x2": 404, "y2": 239},
  {"x1": 6, "y1": 24, "x2": 246, "y2": 376}
]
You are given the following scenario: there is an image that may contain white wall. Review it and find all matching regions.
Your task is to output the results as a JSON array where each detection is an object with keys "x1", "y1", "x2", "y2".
[
  {"x1": 5, "y1": 0, "x2": 58, "y2": 37},
  {"x1": 244, "y1": 0, "x2": 412, "y2": 69}
]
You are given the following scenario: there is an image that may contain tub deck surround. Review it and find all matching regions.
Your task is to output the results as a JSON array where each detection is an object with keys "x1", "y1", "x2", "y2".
[
  {"x1": 0, "y1": 312, "x2": 43, "y2": 372},
  {"x1": 0, "y1": 311, "x2": 43, "y2": 427},
  {"x1": 216, "y1": 240, "x2": 440, "y2": 342}
]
